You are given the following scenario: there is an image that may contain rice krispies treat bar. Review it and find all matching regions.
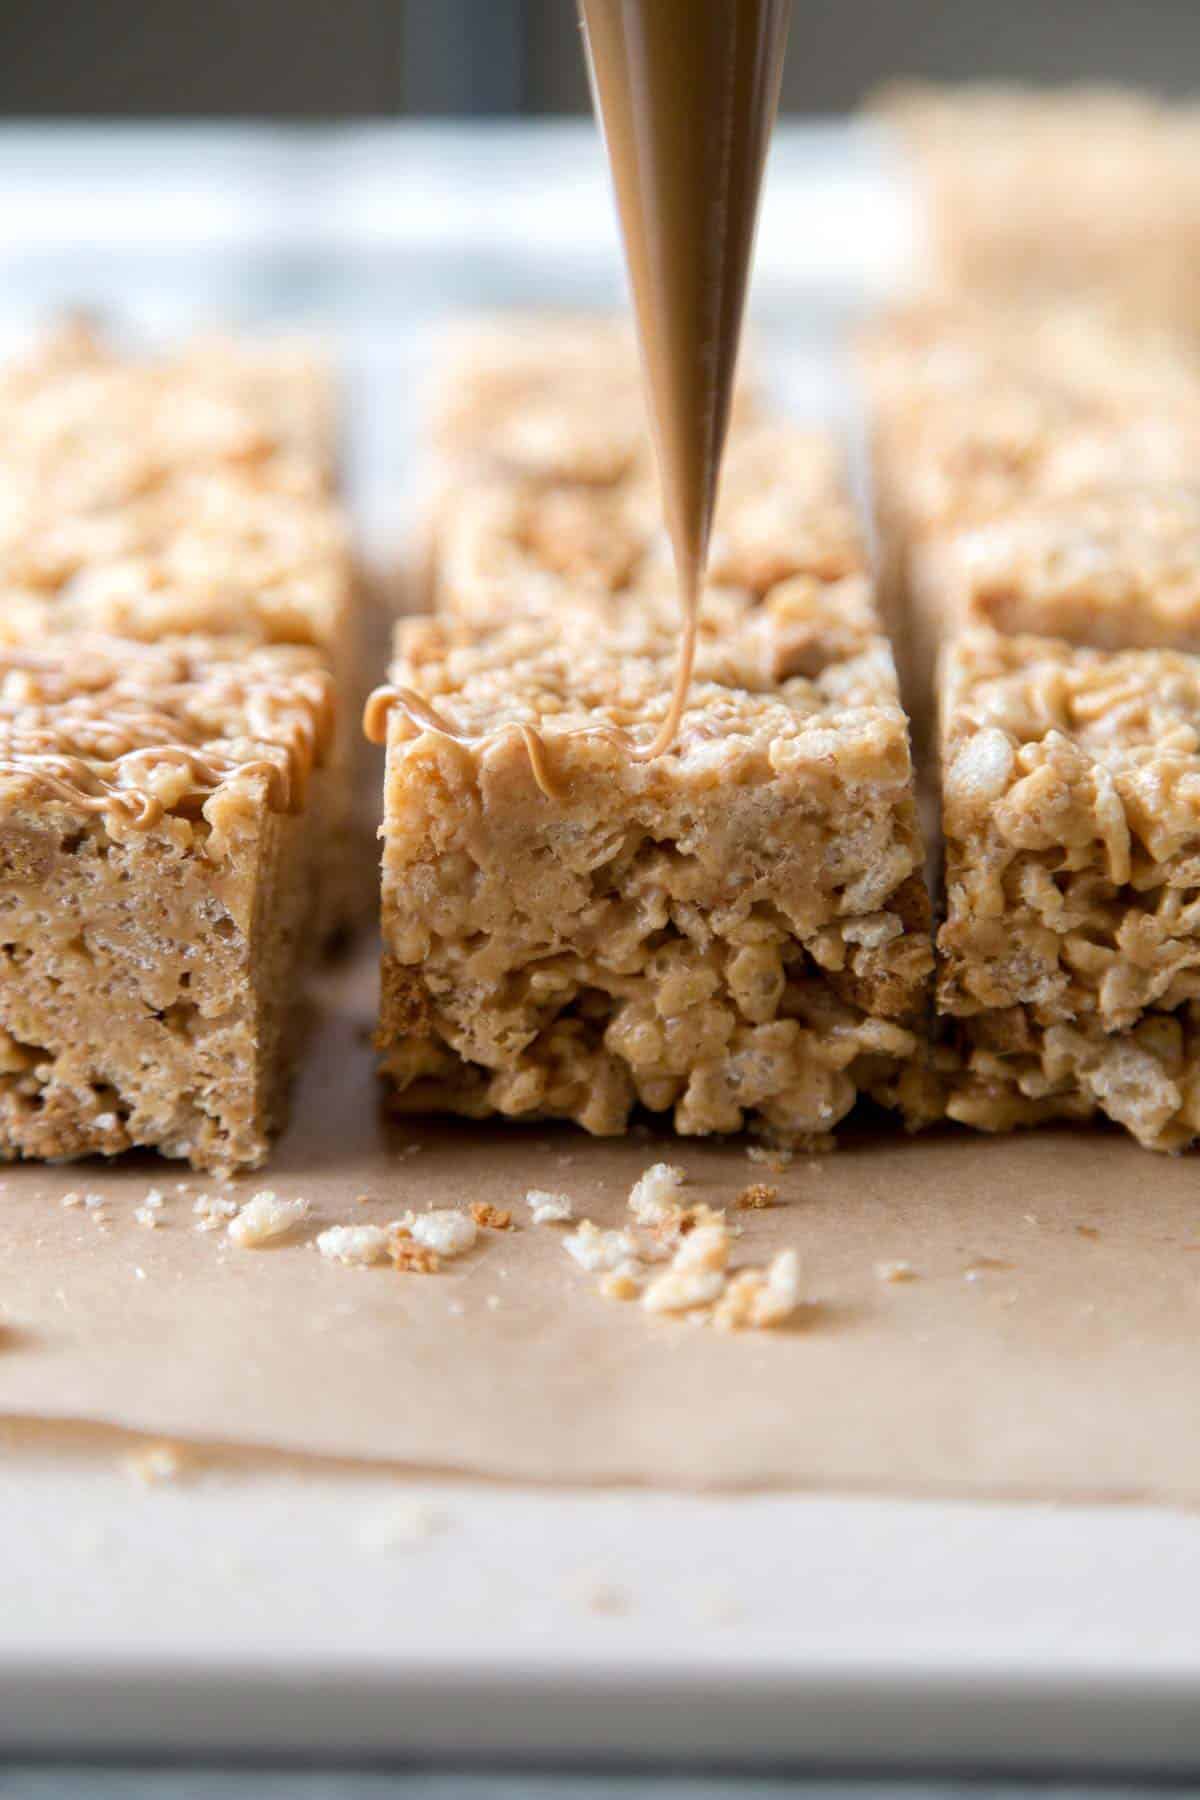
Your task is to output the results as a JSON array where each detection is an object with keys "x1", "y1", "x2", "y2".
[
  {"x1": 0, "y1": 327, "x2": 358, "y2": 933},
  {"x1": 900, "y1": 484, "x2": 1200, "y2": 738},
  {"x1": 413, "y1": 312, "x2": 761, "y2": 608},
  {"x1": 0, "y1": 467, "x2": 353, "y2": 658},
  {"x1": 861, "y1": 304, "x2": 1200, "y2": 725},
  {"x1": 0, "y1": 322, "x2": 338, "y2": 525},
  {"x1": 874, "y1": 84, "x2": 1200, "y2": 327},
  {"x1": 938, "y1": 626, "x2": 1200, "y2": 1151},
  {"x1": 432, "y1": 423, "x2": 866, "y2": 628},
  {"x1": 428, "y1": 314, "x2": 657, "y2": 486},
  {"x1": 861, "y1": 302, "x2": 1200, "y2": 543},
  {"x1": 0, "y1": 634, "x2": 333, "y2": 1170},
  {"x1": 376, "y1": 583, "x2": 933, "y2": 1142}
]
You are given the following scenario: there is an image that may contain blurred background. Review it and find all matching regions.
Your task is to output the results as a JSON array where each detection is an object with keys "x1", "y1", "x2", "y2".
[{"x1": 2, "y1": 0, "x2": 1197, "y2": 115}]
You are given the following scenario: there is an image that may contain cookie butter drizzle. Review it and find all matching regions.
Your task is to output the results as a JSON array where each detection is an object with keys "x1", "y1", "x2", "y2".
[
  {"x1": 364, "y1": 0, "x2": 789, "y2": 795},
  {"x1": 0, "y1": 653, "x2": 333, "y2": 828}
]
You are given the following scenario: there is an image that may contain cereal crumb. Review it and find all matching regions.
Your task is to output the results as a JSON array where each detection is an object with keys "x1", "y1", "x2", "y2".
[
  {"x1": 399, "y1": 1208, "x2": 477, "y2": 1258},
  {"x1": 316, "y1": 1224, "x2": 391, "y2": 1267},
  {"x1": 391, "y1": 1238, "x2": 440, "y2": 1275},
  {"x1": 143, "y1": 1188, "x2": 165, "y2": 1212},
  {"x1": 227, "y1": 1191, "x2": 309, "y2": 1249},
  {"x1": 471, "y1": 1202, "x2": 513, "y2": 1230},
  {"x1": 713, "y1": 1249, "x2": 803, "y2": 1332},
  {"x1": 525, "y1": 1188, "x2": 574, "y2": 1225},
  {"x1": 642, "y1": 1265, "x2": 725, "y2": 1315},
  {"x1": 599, "y1": 1262, "x2": 644, "y2": 1302},
  {"x1": 125, "y1": 1442, "x2": 184, "y2": 1487},
  {"x1": 192, "y1": 1194, "x2": 238, "y2": 1233},
  {"x1": 876, "y1": 1259, "x2": 917, "y2": 1284},
  {"x1": 486, "y1": 1294, "x2": 501, "y2": 1311},
  {"x1": 563, "y1": 1219, "x2": 640, "y2": 1273},
  {"x1": 60, "y1": 1190, "x2": 83, "y2": 1209},
  {"x1": 672, "y1": 1221, "x2": 731, "y2": 1274},
  {"x1": 627, "y1": 1161, "x2": 686, "y2": 1225},
  {"x1": 737, "y1": 1182, "x2": 778, "y2": 1210}
]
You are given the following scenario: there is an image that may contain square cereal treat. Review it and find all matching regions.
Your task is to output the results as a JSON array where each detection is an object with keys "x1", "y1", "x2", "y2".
[
  {"x1": 902, "y1": 483, "x2": 1200, "y2": 734},
  {"x1": 373, "y1": 581, "x2": 932, "y2": 1143},
  {"x1": 413, "y1": 312, "x2": 760, "y2": 607},
  {"x1": 873, "y1": 83, "x2": 1200, "y2": 327},
  {"x1": 938, "y1": 626, "x2": 1200, "y2": 1150},
  {"x1": 0, "y1": 321, "x2": 338, "y2": 531},
  {"x1": 0, "y1": 635, "x2": 332, "y2": 1170},
  {"x1": 433, "y1": 423, "x2": 866, "y2": 629}
]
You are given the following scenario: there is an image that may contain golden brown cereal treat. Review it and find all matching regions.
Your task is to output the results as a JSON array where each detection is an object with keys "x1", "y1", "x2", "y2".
[
  {"x1": 0, "y1": 324, "x2": 358, "y2": 934},
  {"x1": 0, "y1": 635, "x2": 333, "y2": 1170},
  {"x1": 0, "y1": 321, "x2": 338, "y2": 521},
  {"x1": 875, "y1": 83, "x2": 1200, "y2": 327},
  {"x1": 414, "y1": 312, "x2": 761, "y2": 608},
  {"x1": 938, "y1": 627, "x2": 1200, "y2": 1151},
  {"x1": 428, "y1": 313, "x2": 655, "y2": 487},
  {"x1": 860, "y1": 302, "x2": 1200, "y2": 728},
  {"x1": 433, "y1": 424, "x2": 866, "y2": 628},
  {"x1": 375, "y1": 578, "x2": 932, "y2": 1143},
  {"x1": 904, "y1": 484, "x2": 1200, "y2": 737}
]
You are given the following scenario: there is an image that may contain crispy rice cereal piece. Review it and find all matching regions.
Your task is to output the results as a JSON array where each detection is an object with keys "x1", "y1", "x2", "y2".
[
  {"x1": 470, "y1": 1201, "x2": 513, "y2": 1229},
  {"x1": 712, "y1": 1247, "x2": 802, "y2": 1331},
  {"x1": 317, "y1": 1224, "x2": 393, "y2": 1267},
  {"x1": 0, "y1": 634, "x2": 332, "y2": 1170},
  {"x1": 398, "y1": 1209, "x2": 477, "y2": 1257},
  {"x1": 938, "y1": 627, "x2": 1200, "y2": 1150},
  {"x1": 525, "y1": 1188, "x2": 574, "y2": 1225},
  {"x1": 227, "y1": 1190, "x2": 309, "y2": 1247},
  {"x1": 875, "y1": 83, "x2": 1200, "y2": 326},
  {"x1": 375, "y1": 574, "x2": 933, "y2": 1142}
]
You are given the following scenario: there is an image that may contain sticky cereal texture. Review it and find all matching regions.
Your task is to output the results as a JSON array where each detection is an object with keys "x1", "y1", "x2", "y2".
[
  {"x1": 376, "y1": 578, "x2": 933, "y2": 1144},
  {"x1": 938, "y1": 628, "x2": 1200, "y2": 1150},
  {"x1": 0, "y1": 634, "x2": 332, "y2": 1171}
]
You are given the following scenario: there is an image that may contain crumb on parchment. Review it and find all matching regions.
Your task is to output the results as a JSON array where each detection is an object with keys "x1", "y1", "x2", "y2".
[
  {"x1": 558, "y1": 1161, "x2": 804, "y2": 1333},
  {"x1": 398, "y1": 1208, "x2": 477, "y2": 1258},
  {"x1": 471, "y1": 1202, "x2": 513, "y2": 1230},
  {"x1": 317, "y1": 1224, "x2": 392, "y2": 1267},
  {"x1": 736, "y1": 1182, "x2": 778, "y2": 1210},
  {"x1": 525, "y1": 1188, "x2": 574, "y2": 1225},
  {"x1": 227, "y1": 1191, "x2": 309, "y2": 1248},
  {"x1": 390, "y1": 1237, "x2": 440, "y2": 1275},
  {"x1": 627, "y1": 1161, "x2": 686, "y2": 1225}
]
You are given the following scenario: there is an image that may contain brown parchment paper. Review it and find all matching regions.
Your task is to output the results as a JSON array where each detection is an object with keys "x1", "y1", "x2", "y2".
[{"x1": 2, "y1": 943, "x2": 1200, "y2": 1501}]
